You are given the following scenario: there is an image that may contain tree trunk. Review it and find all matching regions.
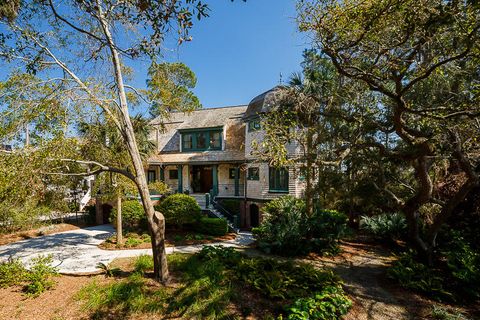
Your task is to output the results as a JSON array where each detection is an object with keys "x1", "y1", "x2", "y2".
[
  {"x1": 97, "y1": 4, "x2": 169, "y2": 282},
  {"x1": 305, "y1": 127, "x2": 314, "y2": 216},
  {"x1": 116, "y1": 195, "x2": 123, "y2": 245},
  {"x1": 402, "y1": 156, "x2": 433, "y2": 263}
]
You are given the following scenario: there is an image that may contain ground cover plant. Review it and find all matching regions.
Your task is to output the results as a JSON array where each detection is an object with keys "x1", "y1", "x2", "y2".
[
  {"x1": 388, "y1": 231, "x2": 480, "y2": 302},
  {"x1": 0, "y1": 255, "x2": 58, "y2": 297},
  {"x1": 78, "y1": 246, "x2": 351, "y2": 319}
]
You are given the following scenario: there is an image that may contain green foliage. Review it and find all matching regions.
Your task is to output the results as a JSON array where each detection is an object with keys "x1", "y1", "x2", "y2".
[
  {"x1": 253, "y1": 196, "x2": 307, "y2": 255},
  {"x1": 134, "y1": 255, "x2": 154, "y2": 275},
  {"x1": 84, "y1": 205, "x2": 97, "y2": 225},
  {"x1": 110, "y1": 200, "x2": 147, "y2": 231},
  {"x1": 158, "y1": 193, "x2": 201, "y2": 228},
  {"x1": 148, "y1": 181, "x2": 171, "y2": 195},
  {"x1": 218, "y1": 199, "x2": 241, "y2": 216},
  {"x1": 96, "y1": 262, "x2": 121, "y2": 278},
  {"x1": 309, "y1": 209, "x2": 348, "y2": 254},
  {"x1": 23, "y1": 255, "x2": 59, "y2": 297},
  {"x1": 77, "y1": 273, "x2": 166, "y2": 317},
  {"x1": 0, "y1": 201, "x2": 50, "y2": 234},
  {"x1": 194, "y1": 217, "x2": 228, "y2": 236},
  {"x1": 0, "y1": 255, "x2": 58, "y2": 297},
  {"x1": 0, "y1": 258, "x2": 26, "y2": 288},
  {"x1": 147, "y1": 62, "x2": 201, "y2": 117},
  {"x1": 360, "y1": 213, "x2": 407, "y2": 241},
  {"x1": 388, "y1": 250, "x2": 452, "y2": 301},
  {"x1": 431, "y1": 305, "x2": 469, "y2": 320},
  {"x1": 253, "y1": 196, "x2": 347, "y2": 256},
  {"x1": 79, "y1": 247, "x2": 350, "y2": 319},
  {"x1": 237, "y1": 258, "x2": 339, "y2": 300},
  {"x1": 124, "y1": 237, "x2": 143, "y2": 248},
  {"x1": 441, "y1": 232, "x2": 480, "y2": 299},
  {"x1": 287, "y1": 285, "x2": 352, "y2": 320}
]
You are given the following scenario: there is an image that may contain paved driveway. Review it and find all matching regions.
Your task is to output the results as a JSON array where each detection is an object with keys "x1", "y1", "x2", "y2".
[{"x1": 0, "y1": 225, "x2": 254, "y2": 274}]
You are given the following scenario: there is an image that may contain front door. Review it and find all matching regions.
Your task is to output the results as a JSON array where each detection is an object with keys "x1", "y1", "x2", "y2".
[{"x1": 191, "y1": 165, "x2": 213, "y2": 193}]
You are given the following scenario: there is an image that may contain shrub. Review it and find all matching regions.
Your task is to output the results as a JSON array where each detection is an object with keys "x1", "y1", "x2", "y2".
[
  {"x1": 84, "y1": 205, "x2": 97, "y2": 225},
  {"x1": 308, "y1": 209, "x2": 348, "y2": 255},
  {"x1": 195, "y1": 217, "x2": 228, "y2": 236},
  {"x1": 253, "y1": 196, "x2": 347, "y2": 256},
  {"x1": 148, "y1": 181, "x2": 171, "y2": 195},
  {"x1": 110, "y1": 200, "x2": 147, "y2": 231},
  {"x1": 286, "y1": 285, "x2": 352, "y2": 320},
  {"x1": 157, "y1": 194, "x2": 202, "y2": 228},
  {"x1": 0, "y1": 258, "x2": 26, "y2": 288},
  {"x1": 360, "y1": 213, "x2": 407, "y2": 241},
  {"x1": 23, "y1": 255, "x2": 59, "y2": 297},
  {"x1": 253, "y1": 196, "x2": 307, "y2": 255}
]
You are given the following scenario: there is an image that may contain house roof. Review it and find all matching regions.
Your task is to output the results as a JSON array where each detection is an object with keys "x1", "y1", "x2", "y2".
[
  {"x1": 151, "y1": 105, "x2": 247, "y2": 129},
  {"x1": 244, "y1": 86, "x2": 285, "y2": 120}
]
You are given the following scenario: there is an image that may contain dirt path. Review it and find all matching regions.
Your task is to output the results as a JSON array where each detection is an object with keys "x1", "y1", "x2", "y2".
[{"x1": 304, "y1": 241, "x2": 432, "y2": 320}]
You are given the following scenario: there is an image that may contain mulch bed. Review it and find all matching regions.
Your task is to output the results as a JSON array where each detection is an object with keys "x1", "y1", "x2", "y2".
[
  {"x1": 0, "y1": 223, "x2": 87, "y2": 246},
  {"x1": 98, "y1": 229, "x2": 237, "y2": 250}
]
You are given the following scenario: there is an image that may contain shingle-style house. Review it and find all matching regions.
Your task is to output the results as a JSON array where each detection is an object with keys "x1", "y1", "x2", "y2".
[{"x1": 146, "y1": 87, "x2": 306, "y2": 229}]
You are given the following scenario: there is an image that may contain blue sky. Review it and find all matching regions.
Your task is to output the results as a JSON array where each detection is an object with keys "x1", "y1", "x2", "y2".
[{"x1": 130, "y1": 0, "x2": 307, "y2": 109}]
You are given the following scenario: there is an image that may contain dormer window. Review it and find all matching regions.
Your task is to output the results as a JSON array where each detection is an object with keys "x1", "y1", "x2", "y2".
[
  {"x1": 181, "y1": 128, "x2": 223, "y2": 152},
  {"x1": 248, "y1": 119, "x2": 261, "y2": 132}
]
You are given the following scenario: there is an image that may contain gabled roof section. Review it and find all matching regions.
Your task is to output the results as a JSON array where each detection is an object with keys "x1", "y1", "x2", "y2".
[
  {"x1": 151, "y1": 105, "x2": 247, "y2": 130},
  {"x1": 149, "y1": 105, "x2": 248, "y2": 155},
  {"x1": 244, "y1": 85, "x2": 286, "y2": 120}
]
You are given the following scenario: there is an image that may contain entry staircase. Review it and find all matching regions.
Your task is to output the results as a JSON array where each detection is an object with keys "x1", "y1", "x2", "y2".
[{"x1": 191, "y1": 193, "x2": 239, "y2": 233}]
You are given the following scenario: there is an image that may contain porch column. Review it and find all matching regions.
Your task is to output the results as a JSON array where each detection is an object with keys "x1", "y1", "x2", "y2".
[
  {"x1": 234, "y1": 166, "x2": 240, "y2": 196},
  {"x1": 212, "y1": 164, "x2": 218, "y2": 196},
  {"x1": 177, "y1": 165, "x2": 183, "y2": 193},
  {"x1": 160, "y1": 167, "x2": 165, "y2": 182},
  {"x1": 186, "y1": 164, "x2": 190, "y2": 193}
]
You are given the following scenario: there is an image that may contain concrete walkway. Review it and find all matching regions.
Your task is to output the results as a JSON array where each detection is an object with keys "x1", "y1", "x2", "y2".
[{"x1": 0, "y1": 225, "x2": 254, "y2": 274}]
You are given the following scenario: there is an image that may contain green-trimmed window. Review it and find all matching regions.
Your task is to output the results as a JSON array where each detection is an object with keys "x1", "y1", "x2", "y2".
[
  {"x1": 229, "y1": 168, "x2": 236, "y2": 179},
  {"x1": 248, "y1": 119, "x2": 261, "y2": 132},
  {"x1": 169, "y1": 169, "x2": 178, "y2": 180},
  {"x1": 247, "y1": 167, "x2": 259, "y2": 180},
  {"x1": 269, "y1": 167, "x2": 289, "y2": 192},
  {"x1": 181, "y1": 129, "x2": 222, "y2": 151}
]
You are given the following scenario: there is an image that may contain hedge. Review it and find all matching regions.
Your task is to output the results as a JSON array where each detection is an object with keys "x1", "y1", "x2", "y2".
[{"x1": 195, "y1": 217, "x2": 228, "y2": 236}]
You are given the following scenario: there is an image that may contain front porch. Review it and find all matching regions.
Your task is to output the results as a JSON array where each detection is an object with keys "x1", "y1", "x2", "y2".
[{"x1": 147, "y1": 163, "x2": 245, "y2": 198}]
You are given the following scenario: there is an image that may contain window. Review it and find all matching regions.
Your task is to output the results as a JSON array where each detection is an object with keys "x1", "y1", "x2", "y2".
[
  {"x1": 196, "y1": 132, "x2": 207, "y2": 149},
  {"x1": 182, "y1": 133, "x2": 193, "y2": 150},
  {"x1": 181, "y1": 129, "x2": 222, "y2": 151},
  {"x1": 210, "y1": 131, "x2": 221, "y2": 149},
  {"x1": 269, "y1": 167, "x2": 289, "y2": 192},
  {"x1": 248, "y1": 119, "x2": 261, "y2": 132},
  {"x1": 229, "y1": 168, "x2": 238, "y2": 179},
  {"x1": 147, "y1": 170, "x2": 156, "y2": 183},
  {"x1": 169, "y1": 169, "x2": 179, "y2": 180},
  {"x1": 247, "y1": 167, "x2": 259, "y2": 180}
]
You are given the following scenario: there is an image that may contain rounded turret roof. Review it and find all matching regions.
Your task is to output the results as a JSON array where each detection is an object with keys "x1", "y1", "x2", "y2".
[{"x1": 244, "y1": 86, "x2": 285, "y2": 120}]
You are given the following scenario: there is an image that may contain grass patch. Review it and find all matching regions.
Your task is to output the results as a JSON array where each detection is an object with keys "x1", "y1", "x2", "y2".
[{"x1": 78, "y1": 246, "x2": 351, "y2": 319}]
